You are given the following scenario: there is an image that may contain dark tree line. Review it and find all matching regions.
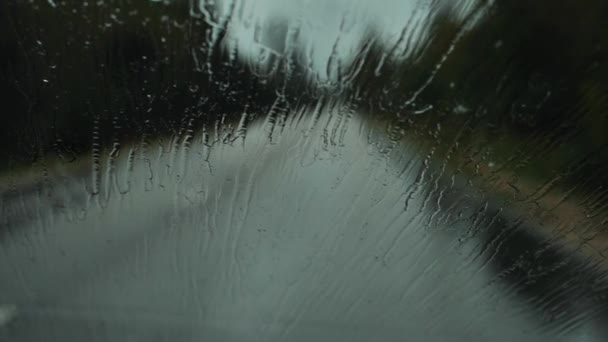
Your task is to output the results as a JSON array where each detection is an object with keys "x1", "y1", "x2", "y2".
[
  {"x1": 0, "y1": 0, "x2": 315, "y2": 170},
  {"x1": 345, "y1": 0, "x2": 608, "y2": 191}
]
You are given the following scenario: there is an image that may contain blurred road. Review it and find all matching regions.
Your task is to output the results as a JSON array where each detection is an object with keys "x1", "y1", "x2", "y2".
[{"x1": 1, "y1": 109, "x2": 606, "y2": 341}]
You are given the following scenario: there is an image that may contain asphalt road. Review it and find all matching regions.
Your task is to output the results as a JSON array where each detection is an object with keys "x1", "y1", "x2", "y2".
[{"x1": 0, "y1": 109, "x2": 606, "y2": 341}]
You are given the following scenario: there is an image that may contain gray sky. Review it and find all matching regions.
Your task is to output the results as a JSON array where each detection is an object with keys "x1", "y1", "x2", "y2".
[
  {"x1": 210, "y1": 0, "x2": 430, "y2": 80},
  {"x1": 208, "y1": 0, "x2": 485, "y2": 81}
]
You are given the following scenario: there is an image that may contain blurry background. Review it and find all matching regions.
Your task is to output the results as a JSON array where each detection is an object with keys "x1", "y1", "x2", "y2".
[{"x1": 1, "y1": 0, "x2": 608, "y2": 341}]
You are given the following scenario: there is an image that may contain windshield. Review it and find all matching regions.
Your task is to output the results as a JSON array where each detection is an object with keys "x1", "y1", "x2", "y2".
[{"x1": 1, "y1": 0, "x2": 607, "y2": 341}]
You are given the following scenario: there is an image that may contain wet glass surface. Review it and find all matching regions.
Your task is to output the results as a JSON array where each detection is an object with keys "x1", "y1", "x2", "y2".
[{"x1": 1, "y1": 0, "x2": 608, "y2": 341}]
